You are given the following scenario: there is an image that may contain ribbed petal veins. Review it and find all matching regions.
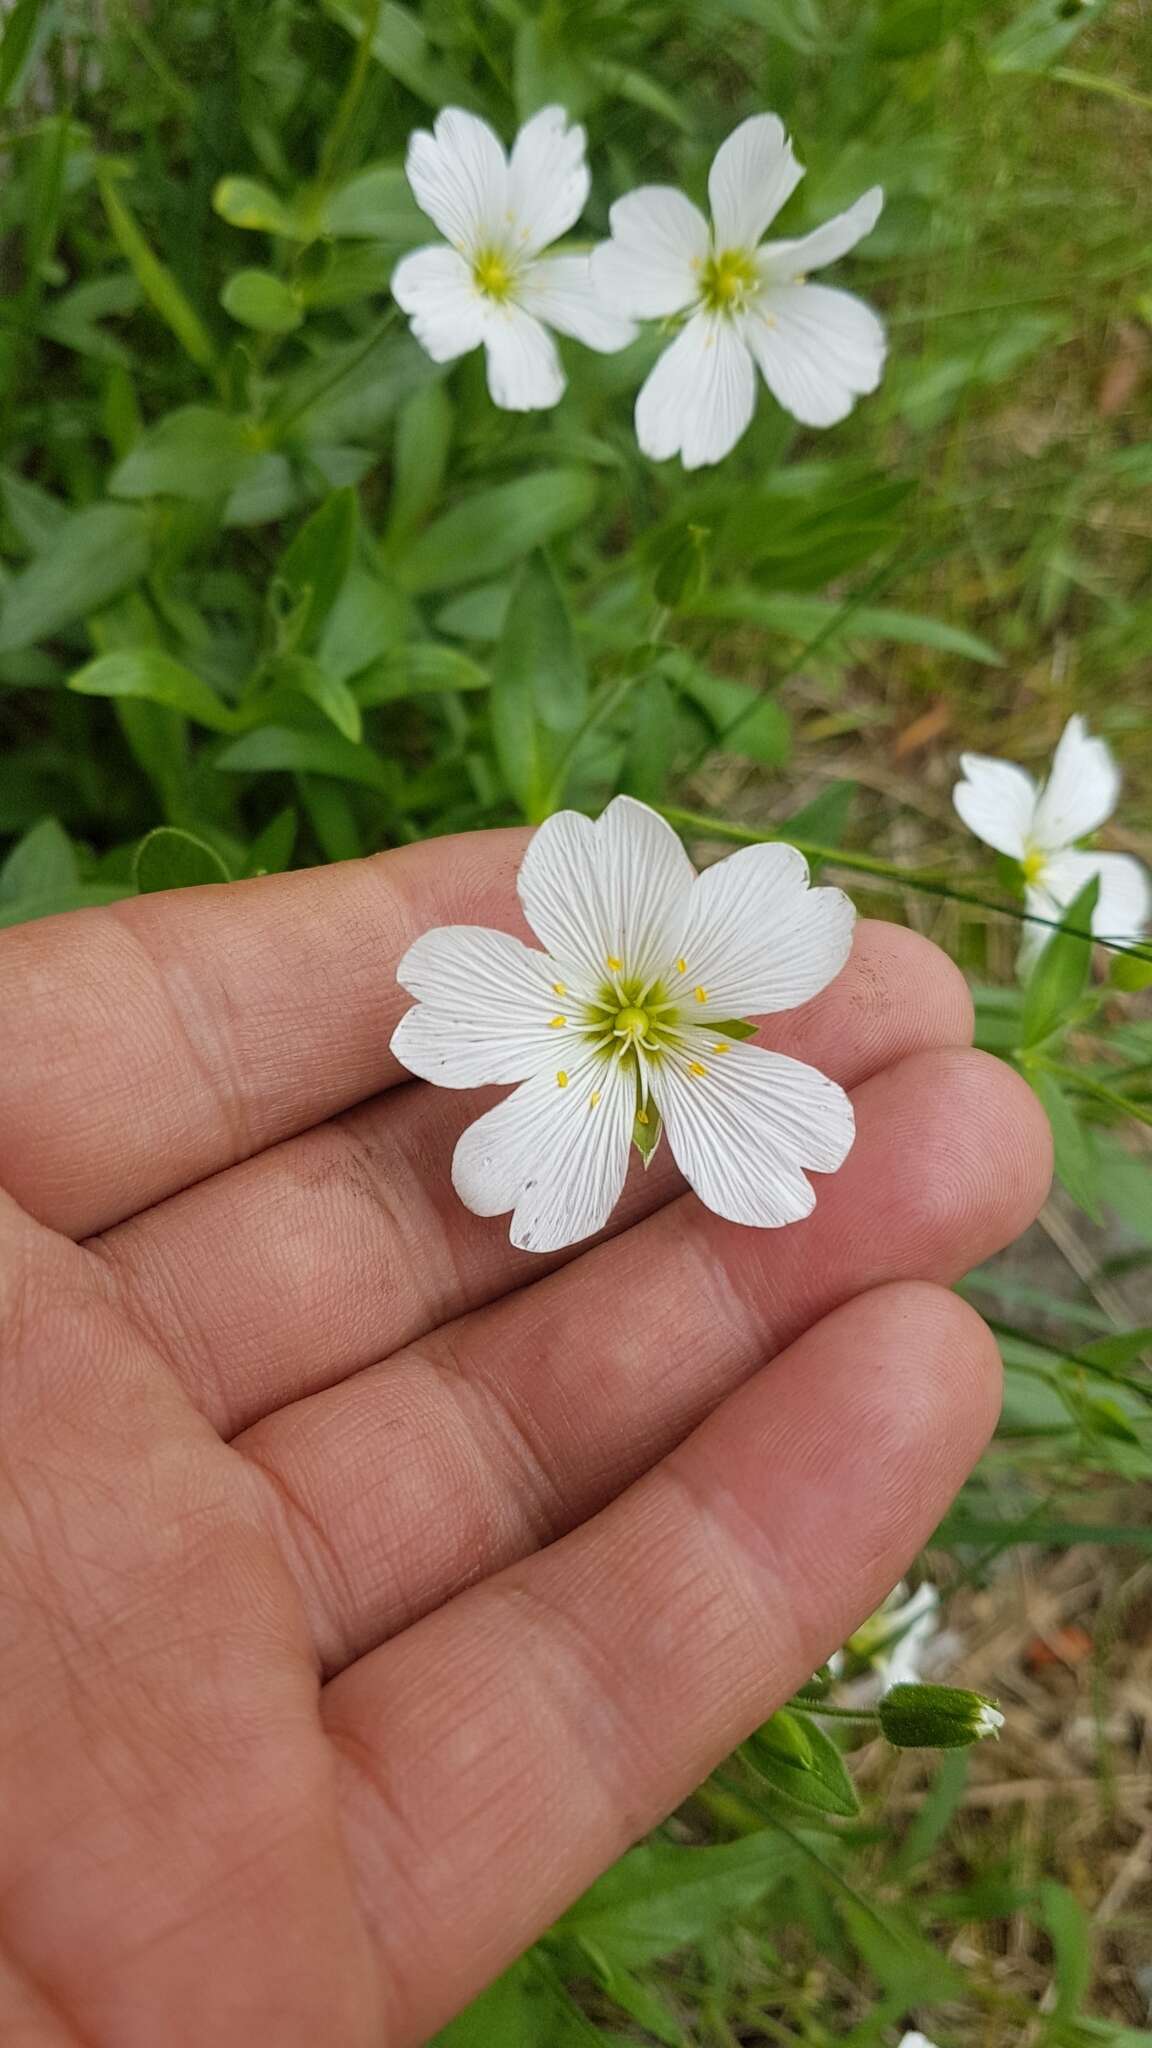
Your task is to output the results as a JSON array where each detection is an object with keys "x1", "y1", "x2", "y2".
[
  {"x1": 741, "y1": 284, "x2": 886, "y2": 429},
  {"x1": 591, "y1": 187, "x2": 709, "y2": 319},
  {"x1": 517, "y1": 796, "x2": 695, "y2": 989},
  {"x1": 761, "y1": 187, "x2": 884, "y2": 280},
  {"x1": 452, "y1": 1044, "x2": 635, "y2": 1253},
  {"x1": 1031, "y1": 714, "x2": 1122, "y2": 852},
  {"x1": 391, "y1": 925, "x2": 579, "y2": 1087},
  {"x1": 707, "y1": 113, "x2": 804, "y2": 251},
  {"x1": 507, "y1": 105, "x2": 591, "y2": 256},
  {"x1": 953, "y1": 754, "x2": 1038, "y2": 860},
  {"x1": 390, "y1": 246, "x2": 486, "y2": 362},
  {"x1": 405, "y1": 108, "x2": 509, "y2": 253},
  {"x1": 656, "y1": 1036, "x2": 855, "y2": 1228},
  {"x1": 669, "y1": 842, "x2": 855, "y2": 1018},
  {"x1": 635, "y1": 313, "x2": 757, "y2": 469}
]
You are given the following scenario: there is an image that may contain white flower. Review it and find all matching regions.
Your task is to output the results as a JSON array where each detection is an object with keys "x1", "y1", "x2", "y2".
[
  {"x1": 590, "y1": 113, "x2": 886, "y2": 468},
  {"x1": 847, "y1": 1581, "x2": 940, "y2": 1691},
  {"x1": 954, "y1": 714, "x2": 1151, "y2": 971},
  {"x1": 391, "y1": 105, "x2": 637, "y2": 411},
  {"x1": 975, "y1": 1701, "x2": 1005, "y2": 1737},
  {"x1": 899, "y1": 2034, "x2": 943, "y2": 2048},
  {"x1": 391, "y1": 797, "x2": 856, "y2": 1253}
]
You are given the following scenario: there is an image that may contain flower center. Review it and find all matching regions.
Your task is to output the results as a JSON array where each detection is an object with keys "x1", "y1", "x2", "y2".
[
  {"x1": 614, "y1": 1004, "x2": 650, "y2": 1040},
  {"x1": 1021, "y1": 845, "x2": 1049, "y2": 885},
  {"x1": 472, "y1": 246, "x2": 516, "y2": 301},
  {"x1": 699, "y1": 246, "x2": 759, "y2": 315}
]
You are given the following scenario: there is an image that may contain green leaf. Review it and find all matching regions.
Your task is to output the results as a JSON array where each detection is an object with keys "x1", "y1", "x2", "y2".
[
  {"x1": 0, "y1": 0, "x2": 53, "y2": 109},
  {"x1": 664, "y1": 654, "x2": 790, "y2": 767},
  {"x1": 111, "y1": 407, "x2": 263, "y2": 504},
  {"x1": 243, "y1": 808, "x2": 298, "y2": 878},
  {"x1": 316, "y1": 567, "x2": 410, "y2": 683},
  {"x1": 212, "y1": 176, "x2": 302, "y2": 237},
  {"x1": 1, "y1": 467, "x2": 69, "y2": 552},
  {"x1": 221, "y1": 269, "x2": 302, "y2": 334},
  {"x1": 97, "y1": 171, "x2": 216, "y2": 373},
  {"x1": 320, "y1": 162, "x2": 428, "y2": 242},
  {"x1": 0, "y1": 816, "x2": 79, "y2": 901},
  {"x1": 1020, "y1": 876, "x2": 1100, "y2": 1048},
  {"x1": 398, "y1": 471, "x2": 597, "y2": 595},
  {"x1": 322, "y1": 0, "x2": 479, "y2": 110},
  {"x1": 747, "y1": 1710, "x2": 861, "y2": 1817},
  {"x1": 382, "y1": 381, "x2": 454, "y2": 556},
  {"x1": 1038, "y1": 1880, "x2": 1093, "y2": 2022},
  {"x1": 690, "y1": 588, "x2": 1003, "y2": 664},
  {"x1": 553, "y1": 1832, "x2": 794, "y2": 1967},
  {"x1": 354, "y1": 643, "x2": 489, "y2": 702},
  {"x1": 215, "y1": 725, "x2": 395, "y2": 796},
  {"x1": 1029, "y1": 1069, "x2": 1103, "y2": 1221},
  {"x1": 0, "y1": 504, "x2": 152, "y2": 652},
  {"x1": 276, "y1": 489, "x2": 359, "y2": 648},
  {"x1": 69, "y1": 649, "x2": 238, "y2": 731},
  {"x1": 134, "y1": 827, "x2": 231, "y2": 893},
  {"x1": 987, "y1": 0, "x2": 1110, "y2": 73},
  {"x1": 266, "y1": 654, "x2": 363, "y2": 742},
  {"x1": 838, "y1": 1893, "x2": 967, "y2": 2001},
  {"x1": 491, "y1": 551, "x2": 586, "y2": 818}
]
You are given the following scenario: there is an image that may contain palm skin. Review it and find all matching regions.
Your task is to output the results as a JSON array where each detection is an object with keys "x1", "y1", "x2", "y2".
[{"x1": 0, "y1": 828, "x2": 1051, "y2": 2047}]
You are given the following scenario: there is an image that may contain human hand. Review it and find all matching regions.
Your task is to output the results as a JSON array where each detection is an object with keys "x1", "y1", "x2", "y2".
[{"x1": 0, "y1": 831, "x2": 1050, "y2": 2046}]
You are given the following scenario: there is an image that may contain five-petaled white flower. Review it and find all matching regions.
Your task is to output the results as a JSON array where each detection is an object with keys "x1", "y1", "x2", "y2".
[
  {"x1": 591, "y1": 113, "x2": 886, "y2": 468},
  {"x1": 391, "y1": 797, "x2": 856, "y2": 1253},
  {"x1": 954, "y1": 714, "x2": 1150, "y2": 971},
  {"x1": 854, "y1": 1582, "x2": 941, "y2": 1693},
  {"x1": 391, "y1": 105, "x2": 637, "y2": 411}
]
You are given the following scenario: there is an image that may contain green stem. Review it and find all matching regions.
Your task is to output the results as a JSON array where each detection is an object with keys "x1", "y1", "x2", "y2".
[
  {"x1": 318, "y1": 0, "x2": 383, "y2": 191},
  {"x1": 789, "y1": 1702, "x2": 881, "y2": 1724},
  {"x1": 269, "y1": 305, "x2": 398, "y2": 440},
  {"x1": 659, "y1": 804, "x2": 1152, "y2": 965},
  {"x1": 1032, "y1": 1057, "x2": 1152, "y2": 1130}
]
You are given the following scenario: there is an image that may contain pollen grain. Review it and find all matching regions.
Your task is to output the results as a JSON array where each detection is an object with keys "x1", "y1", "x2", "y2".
[{"x1": 556, "y1": 1071, "x2": 569, "y2": 1088}]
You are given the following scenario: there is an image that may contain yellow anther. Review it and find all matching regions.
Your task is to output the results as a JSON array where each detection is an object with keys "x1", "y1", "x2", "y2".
[
  {"x1": 552, "y1": 981, "x2": 566, "y2": 996},
  {"x1": 607, "y1": 955, "x2": 623, "y2": 971},
  {"x1": 694, "y1": 986, "x2": 708, "y2": 1004},
  {"x1": 677, "y1": 957, "x2": 687, "y2": 974},
  {"x1": 689, "y1": 1061, "x2": 707, "y2": 1077},
  {"x1": 636, "y1": 1108, "x2": 650, "y2": 1125},
  {"x1": 556, "y1": 1070, "x2": 569, "y2": 1088},
  {"x1": 589, "y1": 1091, "x2": 601, "y2": 1109},
  {"x1": 548, "y1": 1014, "x2": 567, "y2": 1029},
  {"x1": 712, "y1": 1042, "x2": 731, "y2": 1054}
]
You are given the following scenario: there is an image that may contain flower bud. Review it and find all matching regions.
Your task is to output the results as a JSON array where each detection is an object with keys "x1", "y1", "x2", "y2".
[{"x1": 878, "y1": 1682, "x2": 1004, "y2": 1750}]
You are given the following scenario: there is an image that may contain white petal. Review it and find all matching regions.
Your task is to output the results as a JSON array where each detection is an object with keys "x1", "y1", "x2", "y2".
[
  {"x1": 452, "y1": 1046, "x2": 634, "y2": 1253},
  {"x1": 518, "y1": 795, "x2": 696, "y2": 989},
  {"x1": 391, "y1": 925, "x2": 582, "y2": 1087},
  {"x1": 670, "y1": 842, "x2": 855, "y2": 1018},
  {"x1": 1031, "y1": 715, "x2": 1121, "y2": 852},
  {"x1": 876, "y1": 1583, "x2": 939, "y2": 1691},
  {"x1": 1038, "y1": 848, "x2": 1151, "y2": 946},
  {"x1": 708, "y1": 113, "x2": 804, "y2": 252},
  {"x1": 507, "y1": 105, "x2": 590, "y2": 256},
  {"x1": 591, "y1": 187, "x2": 709, "y2": 318},
  {"x1": 518, "y1": 254, "x2": 638, "y2": 353},
  {"x1": 391, "y1": 246, "x2": 485, "y2": 363},
  {"x1": 636, "y1": 312, "x2": 757, "y2": 469},
  {"x1": 761, "y1": 186, "x2": 884, "y2": 279},
  {"x1": 483, "y1": 304, "x2": 566, "y2": 410},
  {"x1": 741, "y1": 283, "x2": 885, "y2": 429},
  {"x1": 656, "y1": 1036, "x2": 855, "y2": 1229},
  {"x1": 405, "y1": 108, "x2": 509, "y2": 254},
  {"x1": 953, "y1": 753, "x2": 1038, "y2": 859}
]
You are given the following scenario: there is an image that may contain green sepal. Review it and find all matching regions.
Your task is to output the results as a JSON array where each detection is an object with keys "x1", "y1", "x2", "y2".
[
  {"x1": 710, "y1": 1018, "x2": 757, "y2": 1041},
  {"x1": 878, "y1": 1682, "x2": 1004, "y2": 1750},
  {"x1": 746, "y1": 1709, "x2": 861, "y2": 1818},
  {"x1": 632, "y1": 1106, "x2": 663, "y2": 1168}
]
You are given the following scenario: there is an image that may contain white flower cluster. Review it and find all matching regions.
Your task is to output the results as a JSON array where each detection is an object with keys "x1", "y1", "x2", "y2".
[{"x1": 391, "y1": 106, "x2": 885, "y2": 468}]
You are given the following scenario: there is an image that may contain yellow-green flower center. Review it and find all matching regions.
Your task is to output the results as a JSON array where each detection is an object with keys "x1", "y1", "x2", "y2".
[
  {"x1": 1021, "y1": 846, "x2": 1049, "y2": 885},
  {"x1": 472, "y1": 247, "x2": 515, "y2": 301},
  {"x1": 699, "y1": 246, "x2": 759, "y2": 315},
  {"x1": 614, "y1": 1004, "x2": 650, "y2": 1039}
]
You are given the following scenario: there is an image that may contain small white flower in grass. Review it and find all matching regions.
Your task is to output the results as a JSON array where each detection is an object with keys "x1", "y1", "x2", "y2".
[
  {"x1": 591, "y1": 113, "x2": 886, "y2": 468},
  {"x1": 852, "y1": 1581, "x2": 941, "y2": 1693},
  {"x1": 391, "y1": 796, "x2": 856, "y2": 1253},
  {"x1": 391, "y1": 105, "x2": 637, "y2": 412},
  {"x1": 954, "y1": 714, "x2": 1151, "y2": 972}
]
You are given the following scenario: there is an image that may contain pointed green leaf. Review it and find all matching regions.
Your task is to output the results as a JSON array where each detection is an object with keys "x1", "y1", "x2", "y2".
[
  {"x1": 0, "y1": 504, "x2": 152, "y2": 652},
  {"x1": 134, "y1": 827, "x2": 231, "y2": 893},
  {"x1": 221, "y1": 269, "x2": 302, "y2": 335},
  {"x1": 1020, "y1": 876, "x2": 1101, "y2": 1049},
  {"x1": 0, "y1": 817, "x2": 79, "y2": 902},
  {"x1": 69, "y1": 649, "x2": 238, "y2": 731}
]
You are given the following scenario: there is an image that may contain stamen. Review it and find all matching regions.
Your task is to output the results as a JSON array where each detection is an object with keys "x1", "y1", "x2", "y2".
[
  {"x1": 552, "y1": 982, "x2": 566, "y2": 997},
  {"x1": 548, "y1": 1015, "x2": 567, "y2": 1028},
  {"x1": 589, "y1": 1091, "x2": 601, "y2": 1109},
  {"x1": 689, "y1": 1061, "x2": 707, "y2": 1077},
  {"x1": 677, "y1": 957, "x2": 687, "y2": 974},
  {"x1": 607, "y1": 955, "x2": 623, "y2": 971},
  {"x1": 712, "y1": 1042, "x2": 731, "y2": 1054},
  {"x1": 694, "y1": 986, "x2": 708, "y2": 1004},
  {"x1": 636, "y1": 1108, "x2": 650, "y2": 1125},
  {"x1": 556, "y1": 1071, "x2": 568, "y2": 1088}
]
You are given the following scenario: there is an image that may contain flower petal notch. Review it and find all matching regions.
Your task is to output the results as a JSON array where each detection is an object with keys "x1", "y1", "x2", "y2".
[
  {"x1": 953, "y1": 713, "x2": 1151, "y2": 971},
  {"x1": 592, "y1": 112, "x2": 886, "y2": 467},
  {"x1": 391, "y1": 796, "x2": 857, "y2": 1253},
  {"x1": 392, "y1": 105, "x2": 637, "y2": 411}
]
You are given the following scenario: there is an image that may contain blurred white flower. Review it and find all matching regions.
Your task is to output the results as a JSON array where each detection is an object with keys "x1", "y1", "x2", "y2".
[
  {"x1": 848, "y1": 1581, "x2": 940, "y2": 1691},
  {"x1": 954, "y1": 714, "x2": 1151, "y2": 971},
  {"x1": 391, "y1": 106, "x2": 637, "y2": 411},
  {"x1": 391, "y1": 796, "x2": 856, "y2": 1253},
  {"x1": 591, "y1": 113, "x2": 885, "y2": 467},
  {"x1": 899, "y1": 2033, "x2": 943, "y2": 2048}
]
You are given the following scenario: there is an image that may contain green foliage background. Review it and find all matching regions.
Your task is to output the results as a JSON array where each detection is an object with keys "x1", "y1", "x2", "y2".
[{"x1": 2, "y1": 0, "x2": 1151, "y2": 2037}]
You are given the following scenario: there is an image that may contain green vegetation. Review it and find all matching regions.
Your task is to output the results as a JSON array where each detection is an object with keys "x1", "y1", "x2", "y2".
[{"x1": 2, "y1": 0, "x2": 1150, "y2": 2036}]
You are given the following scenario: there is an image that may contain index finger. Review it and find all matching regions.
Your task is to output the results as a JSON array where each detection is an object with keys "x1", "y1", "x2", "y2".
[{"x1": 0, "y1": 830, "x2": 528, "y2": 1237}]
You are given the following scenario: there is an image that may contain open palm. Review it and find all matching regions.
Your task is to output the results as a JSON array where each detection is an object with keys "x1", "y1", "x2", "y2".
[{"x1": 0, "y1": 829, "x2": 1050, "y2": 2047}]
